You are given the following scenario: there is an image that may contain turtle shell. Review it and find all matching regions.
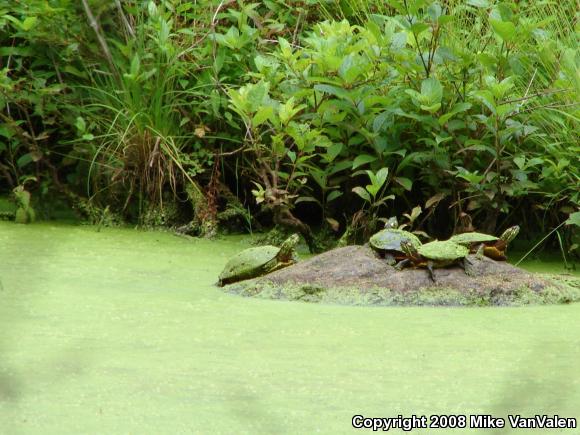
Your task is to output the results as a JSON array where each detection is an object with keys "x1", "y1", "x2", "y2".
[
  {"x1": 450, "y1": 232, "x2": 498, "y2": 245},
  {"x1": 219, "y1": 246, "x2": 279, "y2": 284},
  {"x1": 370, "y1": 229, "x2": 422, "y2": 253},
  {"x1": 417, "y1": 241, "x2": 469, "y2": 261}
]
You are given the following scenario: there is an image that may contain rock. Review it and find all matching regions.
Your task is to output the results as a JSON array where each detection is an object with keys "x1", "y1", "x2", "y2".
[{"x1": 222, "y1": 245, "x2": 580, "y2": 306}]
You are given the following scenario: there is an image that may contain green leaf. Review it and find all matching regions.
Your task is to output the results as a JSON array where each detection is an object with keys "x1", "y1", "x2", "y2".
[
  {"x1": 375, "y1": 167, "x2": 389, "y2": 189},
  {"x1": 427, "y1": 3, "x2": 442, "y2": 21},
  {"x1": 246, "y1": 81, "x2": 270, "y2": 112},
  {"x1": 410, "y1": 22, "x2": 430, "y2": 35},
  {"x1": 314, "y1": 84, "x2": 351, "y2": 101},
  {"x1": 397, "y1": 152, "x2": 420, "y2": 172},
  {"x1": 0, "y1": 126, "x2": 13, "y2": 138},
  {"x1": 329, "y1": 160, "x2": 353, "y2": 175},
  {"x1": 74, "y1": 117, "x2": 86, "y2": 133},
  {"x1": 278, "y1": 98, "x2": 305, "y2": 125},
  {"x1": 455, "y1": 169, "x2": 484, "y2": 184},
  {"x1": 271, "y1": 135, "x2": 285, "y2": 155},
  {"x1": 338, "y1": 54, "x2": 362, "y2": 84},
  {"x1": 295, "y1": 196, "x2": 320, "y2": 205},
  {"x1": 373, "y1": 111, "x2": 392, "y2": 133},
  {"x1": 17, "y1": 153, "x2": 34, "y2": 168},
  {"x1": 467, "y1": 0, "x2": 490, "y2": 7},
  {"x1": 566, "y1": 212, "x2": 580, "y2": 227},
  {"x1": 352, "y1": 186, "x2": 371, "y2": 202},
  {"x1": 214, "y1": 48, "x2": 226, "y2": 74},
  {"x1": 474, "y1": 90, "x2": 496, "y2": 114},
  {"x1": 325, "y1": 143, "x2": 342, "y2": 162},
  {"x1": 21, "y1": 16, "x2": 38, "y2": 31},
  {"x1": 352, "y1": 154, "x2": 377, "y2": 169},
  {"x1": 420, "y1": 103, "x2": 441, "y2": 113},
  {"x1": 438, "y1": 103, "x2": 472, "y2": 125},
  {"x1": 310, "y1": 169, "x2": 326, "y2": 189},
  {"x1": 326, "y1": 190, "x2": 343, "y2": 202},
  {"x1": 421, "y1": 77, "x2": 443, "y2": 104},
  {"x1": 365, "y1": 183, "x2": 380, "y2": 199},
  {"x1": 375, "y1": 195, "x2": 395, "y2": 206},
  {"x1": 408, "y1": 205, "x2": 422, "y2": 221},
  {"x1": 425, "y1": 192, "x2": 446, "y2": 209},
  {"x1": 490, "y1": 19, "x2": 516, "y2": 42},
  {"x1": 513, "y1": 156, "x2": 526, "y2": 170},
  {"x1": 130, "y1": 53, "x2": 140, "y2": 76},
  {"x1": 458, "y1": 143, "x2": 496, "y2": 156},
  {"x1": 395, "y1": 177, "x2": 413, "y2": 191},
  {"x1": 252, "y1": 106, "x2": 274, "y2": 127}
]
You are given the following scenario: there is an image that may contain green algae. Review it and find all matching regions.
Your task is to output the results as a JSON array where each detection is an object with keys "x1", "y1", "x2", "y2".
[
  {"x1": 229, "y1": 277, "x2": 580, "y2": 307},
  {"x1": 1, "y1": 222, "x2": 579, "y2": 434}
]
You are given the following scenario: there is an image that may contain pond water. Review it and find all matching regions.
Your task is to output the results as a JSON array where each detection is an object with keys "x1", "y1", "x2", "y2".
[{"x1": 1, "y1": 223, "x2": 579, "y2": 434}]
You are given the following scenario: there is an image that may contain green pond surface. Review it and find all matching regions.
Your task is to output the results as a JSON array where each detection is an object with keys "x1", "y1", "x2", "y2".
[{"x1": 1, "y1": 222, "x2": 579, "y2": 434}]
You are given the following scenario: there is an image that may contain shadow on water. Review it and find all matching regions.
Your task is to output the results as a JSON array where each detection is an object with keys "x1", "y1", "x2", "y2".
[
  {"x1": 225, "y1": 385, "x2": 286, "y2": 435},
  {"x1": 0, "y1": 274, "x2": 20, "y2": 403},
  {"x1": 491, "y1": 341, "x2": 579, "y2": 434},
  {"x1": 0, "y1": 346, "x2": 90, "y2": 403},
  {"x1": 0, "y1": 224, "x2": 92, "y2": 432}
]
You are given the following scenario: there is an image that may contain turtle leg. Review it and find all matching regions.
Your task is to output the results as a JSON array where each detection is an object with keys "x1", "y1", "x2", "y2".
[
  {"x1": 427, "y1": 261, "x2": 436, "y2": 282},
  {"x1": 475, "y1": 243, "x2": 485, "y2": 260},
  {"x1": 463, "y1": 257, "x2": 476, "y2": 277},
  {"x1": 384, "y1": 253, "x2": 396, "y2": 266},
  {"x1": 395, "y1": 258, "x2": 410, "y2": 270}
]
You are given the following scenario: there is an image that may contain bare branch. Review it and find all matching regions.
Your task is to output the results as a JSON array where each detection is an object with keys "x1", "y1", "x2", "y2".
[{"x1": 81, "y1": 0, "x2": 119, "y2": 80}]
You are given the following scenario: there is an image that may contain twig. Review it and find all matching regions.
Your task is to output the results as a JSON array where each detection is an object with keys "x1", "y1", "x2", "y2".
[
  {"x1": 213, "y1": 145, "x2": 252, "y2": 157},
  {"x1": 292, "y1": 10, "x2": 302, "y2": 47},
  {"x1": 523, "y1": 68, "x2": 537, "y2": 98},
  {"x1": 114, "y1": 0, "x2": 134, "y2": 38},
  {"x1": 81, "y1": 0, "x2": 119, "y2": 80},
  {"x1": 498, "y1": 88, "x2": 571, "y2": 105},
  {"x1": 518, "y1": 101, "x2": 579, "y2": 114}
]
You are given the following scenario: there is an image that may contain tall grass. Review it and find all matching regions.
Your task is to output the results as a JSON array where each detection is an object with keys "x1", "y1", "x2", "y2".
[{"x1": 76, "y1": 1, "x2": 213, "y2": 212}]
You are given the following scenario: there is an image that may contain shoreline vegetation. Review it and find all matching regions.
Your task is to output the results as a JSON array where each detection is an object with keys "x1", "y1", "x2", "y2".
[{"x1": 0, "y1": 0, "x2": 578, "y2": 257}]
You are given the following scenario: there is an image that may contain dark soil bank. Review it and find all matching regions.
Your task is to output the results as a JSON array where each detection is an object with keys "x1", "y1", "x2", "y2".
[{"x1": 224, "y1": 246, "x2": 580, "y2": 306}]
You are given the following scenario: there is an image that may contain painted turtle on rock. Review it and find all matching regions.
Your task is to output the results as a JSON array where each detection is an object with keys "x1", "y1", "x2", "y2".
[
  {"x1": 450, "y1": 226, "x2": 520, "y2": 261},
  {"x1": 369, "y1": 217, "x2": 422, "y2": 266},
  {"x1": 218, "y1": 234, "x2": 299, "y2": 286},
  {"x1": 397, "y1": 240, "x2": 471, "y2": 282}
]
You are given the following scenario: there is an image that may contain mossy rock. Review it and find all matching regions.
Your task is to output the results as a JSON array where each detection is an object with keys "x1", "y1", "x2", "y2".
[{"x1": 222, "y1": 245, "x2": 580, "y2": 307}]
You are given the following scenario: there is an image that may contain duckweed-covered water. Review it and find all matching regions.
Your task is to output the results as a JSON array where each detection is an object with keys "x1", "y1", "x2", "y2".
[{"x1": 1, "y1": 223, "x2": 579, "y2": 434}]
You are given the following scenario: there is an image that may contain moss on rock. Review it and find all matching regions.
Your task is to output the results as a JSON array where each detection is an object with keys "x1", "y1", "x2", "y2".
[{"x1": 221, "y1": 246, "x2": 580, "y2": 307}]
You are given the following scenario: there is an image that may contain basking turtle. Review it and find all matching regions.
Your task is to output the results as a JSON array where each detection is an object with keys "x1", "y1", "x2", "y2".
[
  {"x1": 450, "y1": 226, "x2": 520, "y2": 261},
  {"x1": 13, "y1": 186, "x2": 35, "y2": 224},
  {"x1": 397, "y1": 240, "x2": 471, "y2": 282},
  {"x1": 369, "y1": 217, "x2": 422, "y2": 265},
  {"x1": 218, "y1": 234, "x2": 299, "y2": 286}
]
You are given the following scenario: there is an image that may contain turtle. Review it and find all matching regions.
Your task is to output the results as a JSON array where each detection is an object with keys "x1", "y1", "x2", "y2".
[
  {"x1": 369, "y1": 217, "x2": 422, "y2": 266},
  {"x1": 218, "y1": 234, "x2": 300, "y2": 286},
  {"x1": 12, "y1": 186, "x2": 36, "y2": 224},
  {"x1": 396, "y1": 239, "x2": 471, "y2": 282},
  {"x1": 449, "y1": 225, "x2": 520, "y2": 261}
]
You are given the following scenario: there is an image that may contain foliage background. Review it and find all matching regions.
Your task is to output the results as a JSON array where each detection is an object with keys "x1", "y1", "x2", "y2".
[{"x1": 0, "y1": 0, "x2": 578, "y2": 250}]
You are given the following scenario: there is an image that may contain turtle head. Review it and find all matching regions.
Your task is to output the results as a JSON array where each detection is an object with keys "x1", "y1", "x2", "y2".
[
  {"x1": 384, "y1": 216, "x2": 398, "y2": 229},
  {"x1": 400, "y1": 239, "x2": 418, "y2": 257},
  {"x1": 279, "y1": 234, "x2": 300, "y2": 259},
  {"x1": 500, "y1": 225, "x2": 520, "y2": 244},
  {"x1": 278, "y1": 233, "x2": 300, "y2": 263}
]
